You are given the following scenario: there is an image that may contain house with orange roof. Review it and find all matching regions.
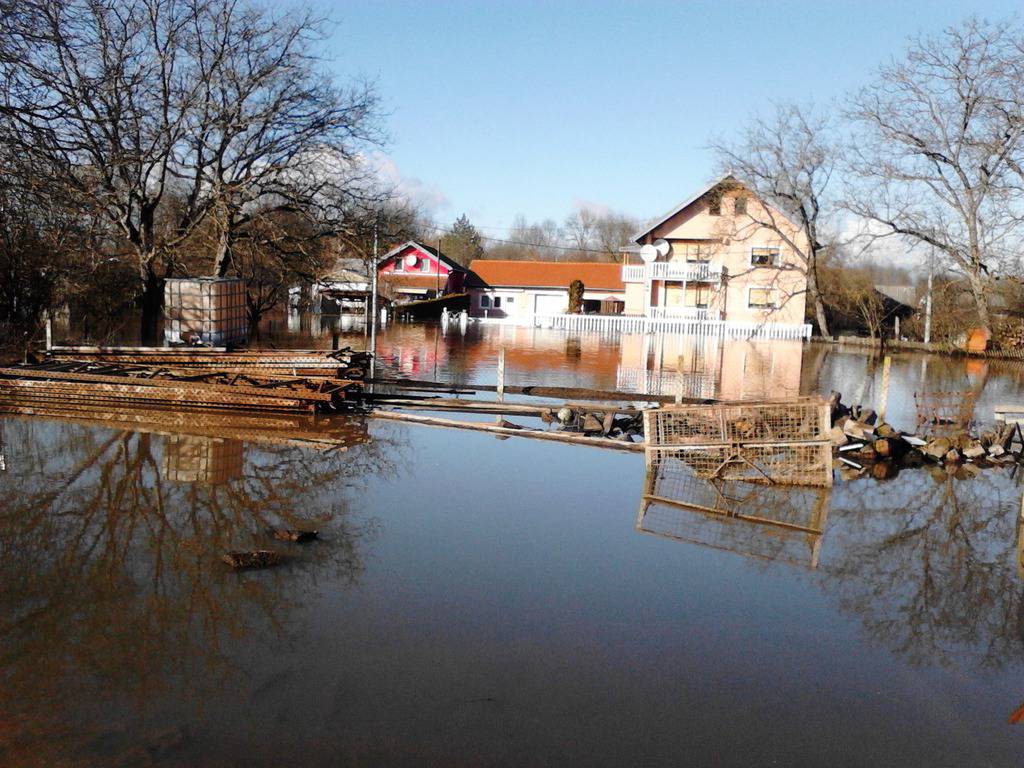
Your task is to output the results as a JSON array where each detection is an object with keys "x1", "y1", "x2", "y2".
[
  {"x1": 466, "y1": 260, "x2": 626, "y2": 318},
  {"x1": 624, "y1": 175, "x2": 809, "y2": 329}
]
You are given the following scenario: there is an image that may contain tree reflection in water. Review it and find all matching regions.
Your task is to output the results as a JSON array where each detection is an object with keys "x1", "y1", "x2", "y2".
[
  {"x1": 639, "y1": 456, "x2": 1024, "y2": 672},
  {"x1": 823, "y1": 468, "x2": 1024, "y2": 670},
  {"x1": 0, "y1": 415, "x2": 397, "y2": 767}
]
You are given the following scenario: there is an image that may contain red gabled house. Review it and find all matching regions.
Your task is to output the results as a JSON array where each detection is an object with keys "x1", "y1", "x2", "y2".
[{"x1": 378, "y1": 241, "x2": 467, "y2": 303}]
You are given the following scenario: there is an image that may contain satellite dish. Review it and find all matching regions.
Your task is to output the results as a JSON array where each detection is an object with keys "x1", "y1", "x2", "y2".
[
  {"x1": 640, "y1": 244, "x2": 658, "y2": 263},
  {"x1": 653, "y1": 239, "x2": 670, "y2": 257},
  {"x1": 405, "y1": 253, "x2": 419, "y2": 267}
]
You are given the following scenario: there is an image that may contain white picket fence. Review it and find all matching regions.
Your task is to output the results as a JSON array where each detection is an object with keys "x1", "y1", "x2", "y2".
[{"x1": 531, "y1": 313, "x2": 812, "y2": 339}]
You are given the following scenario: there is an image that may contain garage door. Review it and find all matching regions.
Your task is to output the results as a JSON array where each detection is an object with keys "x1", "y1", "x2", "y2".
[{"x1": 534, "y1": 293, "x2": 567, "y2": 315}]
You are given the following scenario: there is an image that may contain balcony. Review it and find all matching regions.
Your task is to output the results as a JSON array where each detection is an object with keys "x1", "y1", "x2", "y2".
[{"x1": 621, "y1": 261, "x2": 724, "y2": 283}]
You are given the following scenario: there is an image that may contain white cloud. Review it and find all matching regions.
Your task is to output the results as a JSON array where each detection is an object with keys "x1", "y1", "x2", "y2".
[
  {"x1": 571, "y1": 197, "x2": 613, "y2": 218},
  {"x1": 836, "y1": 215, "x2": 931, "y2": 271},
  {"x1": 370, "y1": 151, "x2": 450, "y2": 216}
]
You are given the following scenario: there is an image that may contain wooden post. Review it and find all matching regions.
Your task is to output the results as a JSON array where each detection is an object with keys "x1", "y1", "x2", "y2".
[
  {"x1": 496, "y1": 347, "x2": 505, "y2": 402},
  {"x1": 675, "y1": 354, "x2": 684, "y2": 405},
  {"x1": 45, "y1": 315, "x2": 52, "y2": 351},
  {"x1": 877, "y1": 354, "x2": 892, "y2": 422}
]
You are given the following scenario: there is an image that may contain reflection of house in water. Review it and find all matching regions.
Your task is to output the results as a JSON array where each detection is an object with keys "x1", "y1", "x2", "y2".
[
  {"x1": 161, "y1": 435, "x2": 244, "y2": 485},
  {"x1": 616, "y1": 333, "x2": 804, "y2": 399},
  {"x1": 638, "y1": 452, "x2": 830, "y2": 567}
]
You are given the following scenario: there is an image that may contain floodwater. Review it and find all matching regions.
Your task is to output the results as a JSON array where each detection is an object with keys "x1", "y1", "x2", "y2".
[{"x1": 3, "y1": 318, "x2": 1024, "y2": 766}]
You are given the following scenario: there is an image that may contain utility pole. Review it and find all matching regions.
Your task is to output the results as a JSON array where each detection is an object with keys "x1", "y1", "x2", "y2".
[
  {"x1": 369, "y1": 224, "x2": 379, "y2": 380},
  {"x1": 924, "y1": 251, "x2": 934, "y2": 345},
  {"x1": 436, "y1": 235, "x2": 442, "y2": 297}
]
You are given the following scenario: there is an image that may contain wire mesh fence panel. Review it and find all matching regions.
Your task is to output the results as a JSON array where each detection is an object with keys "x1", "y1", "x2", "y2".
[
  {"x1": 914, "y1": 390, "x2": 977, "y2": 436},
  {"x1": 644, "y1": 397, "x2": 830, "y2": 446},
  {"x1": 637, "y1": 452, "x2": 830, "y2": 567},
  {"x1": 643, "y1": 397, "x2": 833, "y2": 487},
  {"x1": 165, "y1": 277, "x2": 248, "y2": 346}
]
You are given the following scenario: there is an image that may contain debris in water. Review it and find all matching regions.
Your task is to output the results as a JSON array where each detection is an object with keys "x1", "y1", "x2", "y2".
[
  {"x1": 268, "y1": 528, "x2": 318, "y2": 543},
  {"x1": 222, "y1": 550, "x2": 282, "y2": 569}
]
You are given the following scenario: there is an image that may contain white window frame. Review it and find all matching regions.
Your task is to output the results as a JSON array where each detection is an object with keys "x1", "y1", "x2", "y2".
[
  {"x1": 747, "y1": 286, "x2": 780, "y2": 309},
  {"x1": 750, "y1": 246, "x2": 781, "y2": 268}
]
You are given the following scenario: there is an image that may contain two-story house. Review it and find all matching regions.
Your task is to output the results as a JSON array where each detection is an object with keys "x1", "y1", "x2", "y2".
[{"x1": 623, "y1": 176, "x2": 808, "y2": 328}]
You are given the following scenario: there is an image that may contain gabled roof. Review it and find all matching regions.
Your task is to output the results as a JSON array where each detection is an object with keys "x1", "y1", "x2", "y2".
[
  {"x1": 632, "y1": 176, "x2": 736, "y2": 243},
  {"x1": 379, "y1": 240, "x2": 464, "y2": 271},
  {"x1": 467, "y1": 260, "x2": 625, "y2": 291},
  {"x1": 631, "y1": 174, "x2": 804, "y2": 243}
]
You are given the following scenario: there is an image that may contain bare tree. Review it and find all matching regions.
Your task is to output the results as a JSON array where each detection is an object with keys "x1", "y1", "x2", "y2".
[
  {"x1": 844, "y1": 17, "x2": 1024, "y2": 333},
  {"x1": 711, "y1": 102, "x2": 838, "y2": 335},
  {"x1": 0, "y1": 0, "x2": 382, "y2": 343},
  {"x1": 184, "y1": 0, "x2": 382, "y2": 277}
]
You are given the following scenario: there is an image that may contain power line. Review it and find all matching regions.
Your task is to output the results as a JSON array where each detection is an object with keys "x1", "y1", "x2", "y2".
[{"x1": 420, "y1": 219, "x2": 627, "y2": 256}]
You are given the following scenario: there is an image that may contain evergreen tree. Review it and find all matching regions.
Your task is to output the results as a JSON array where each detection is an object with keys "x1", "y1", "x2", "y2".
[{"x1": 442, "y1": 214, "x2": 485, "y2": 266}]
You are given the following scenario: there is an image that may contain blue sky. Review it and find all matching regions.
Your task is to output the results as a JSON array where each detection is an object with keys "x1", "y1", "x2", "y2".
[{"x1": 315, "y1": 0, "x2": 1020, "y2": 233}]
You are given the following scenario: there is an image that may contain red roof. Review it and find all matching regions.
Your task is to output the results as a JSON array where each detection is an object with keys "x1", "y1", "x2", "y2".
[{"x1": 468, "y1": 260, "x2": 625, "y2": 291}]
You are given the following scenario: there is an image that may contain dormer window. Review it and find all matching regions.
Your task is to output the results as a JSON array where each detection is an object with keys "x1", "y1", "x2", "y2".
[{"x1": 734, "y1": 196, "x2": 748, "y2": 215}]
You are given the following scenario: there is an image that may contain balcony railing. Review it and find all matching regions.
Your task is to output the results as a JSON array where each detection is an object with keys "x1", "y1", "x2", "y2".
[
  {"x1": 621, "y1": 261, "x2": 724, "y2": 283},
  {"x1": 648, "y1": 306, "x2": 724, "y2": 321}
]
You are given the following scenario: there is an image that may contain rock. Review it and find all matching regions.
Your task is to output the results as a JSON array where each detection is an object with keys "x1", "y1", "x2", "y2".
[
  {"x1": 945, "y1": 449, "x2": 962, "y2": 463},
  {"x1": 852, "y1": 446, "x2": 878, "y2": 461},
  {"x1": 222, "y1": 550, "x2": 282, "y2": 569},
  {"x1": 839, "y1": 464, "x2": 866, "y2": 481},
  {"x1": 872, "y1": 461, "x2": 899, "y2": 480},
  {"x1": 843, "y1": 420, "x2": 875, "y2": 441},
  {"x1": 956, "y1": 462, "x2": 982, "y2": 479},
  {"x1": 582, "y1": 413, "x2": 604, "y2": 433},
  {"x1": 268, "y1": 528, "x2": 318, "y2": 543},
  {"x1": 602, "y1": 411, "x2": 616, "y2": 435},
  {"x1": 962, "y1": 442, "x2": 986, "y2": 459},
  {"x1": 923, "y1": 437, "x2": 951, "y2": 460},
  {"x1": 557, "y1": 407, "x2": 574, "y2": 424},
  {"x1": 830, "y1": 426, "x2": 849, "y2": 446}
]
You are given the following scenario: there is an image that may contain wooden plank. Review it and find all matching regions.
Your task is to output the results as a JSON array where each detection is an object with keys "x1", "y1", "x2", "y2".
[{"x1": 370, "y1": 410, "x2": 644, "y2": 452}]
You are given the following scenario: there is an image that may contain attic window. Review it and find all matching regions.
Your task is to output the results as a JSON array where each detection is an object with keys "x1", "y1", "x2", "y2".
[
  {"x1": 734, "y1": 196, "x2": 748, "y2": 215},
  {"x1": 751, "y1": 246, "x2": 780, "y2": 267},
  {"x1": 394, "y1": 257, "x2": 404, "y2": 271}
]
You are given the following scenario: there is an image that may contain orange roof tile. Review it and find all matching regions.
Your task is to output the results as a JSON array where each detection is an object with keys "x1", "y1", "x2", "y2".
[{"x1": 467, "y1": 260, "x2": 625, "y2": 291}]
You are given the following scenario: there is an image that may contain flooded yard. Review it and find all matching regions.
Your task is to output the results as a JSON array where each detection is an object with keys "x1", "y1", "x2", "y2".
[{"x1": 4, "y1": 320, "x2": 1024, "y2": 766}]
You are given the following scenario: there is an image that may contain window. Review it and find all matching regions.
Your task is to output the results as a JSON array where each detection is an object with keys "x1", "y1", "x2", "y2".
[
  {"x1": 751, "y1": 246, "x2": 780, "y2": 267},
  {"x1": 480, "y1": 295, "x2": 491, "y2": 308},
  {"x1": 493, "y1": 296, "x2": 502, "y2": 308},
  {"x1": 394, "y1": 257, "x2": 404, "y2": 271},
  {"x1": 686, "y1": 282, "x2": 712, "y2": 308},
  {"x1": 748, "y1": 287, "x2": 779, "y2": 309},
  {"x1": 685, "y1": 243, "x2": 711, "y2": 263},
  {"x1": 708, "y1": 198, "x2": 721, "y2": 216},
  {"x1": 505, "y1": 296, "x2": 515, "y2": 305},
  {"x1": 734, "y1": 196, "x2": 748, "y2": 215}
]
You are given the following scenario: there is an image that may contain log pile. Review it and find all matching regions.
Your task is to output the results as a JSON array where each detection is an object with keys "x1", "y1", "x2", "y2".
[
  {"x1": 828, "y1": 390, "x2": 1022, "y2": 480},
  {"x1": 0, "y1": 359, "x2": 363, "y2": 415}
]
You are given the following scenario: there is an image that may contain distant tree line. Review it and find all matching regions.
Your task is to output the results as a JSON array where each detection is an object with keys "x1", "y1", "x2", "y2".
[{"x1": 421, "y1": 209, "x2": 639, "y2": 267}]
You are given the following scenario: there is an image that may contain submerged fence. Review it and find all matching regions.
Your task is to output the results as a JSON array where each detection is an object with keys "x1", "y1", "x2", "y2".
[{"x1": 530, "y1": 313, "x2": 812, "y2": 339}]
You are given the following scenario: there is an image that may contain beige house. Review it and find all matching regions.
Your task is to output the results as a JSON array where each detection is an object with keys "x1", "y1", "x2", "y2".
[{"x1": 623, "y1": 176, "x2": 809, "y2": 327}]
